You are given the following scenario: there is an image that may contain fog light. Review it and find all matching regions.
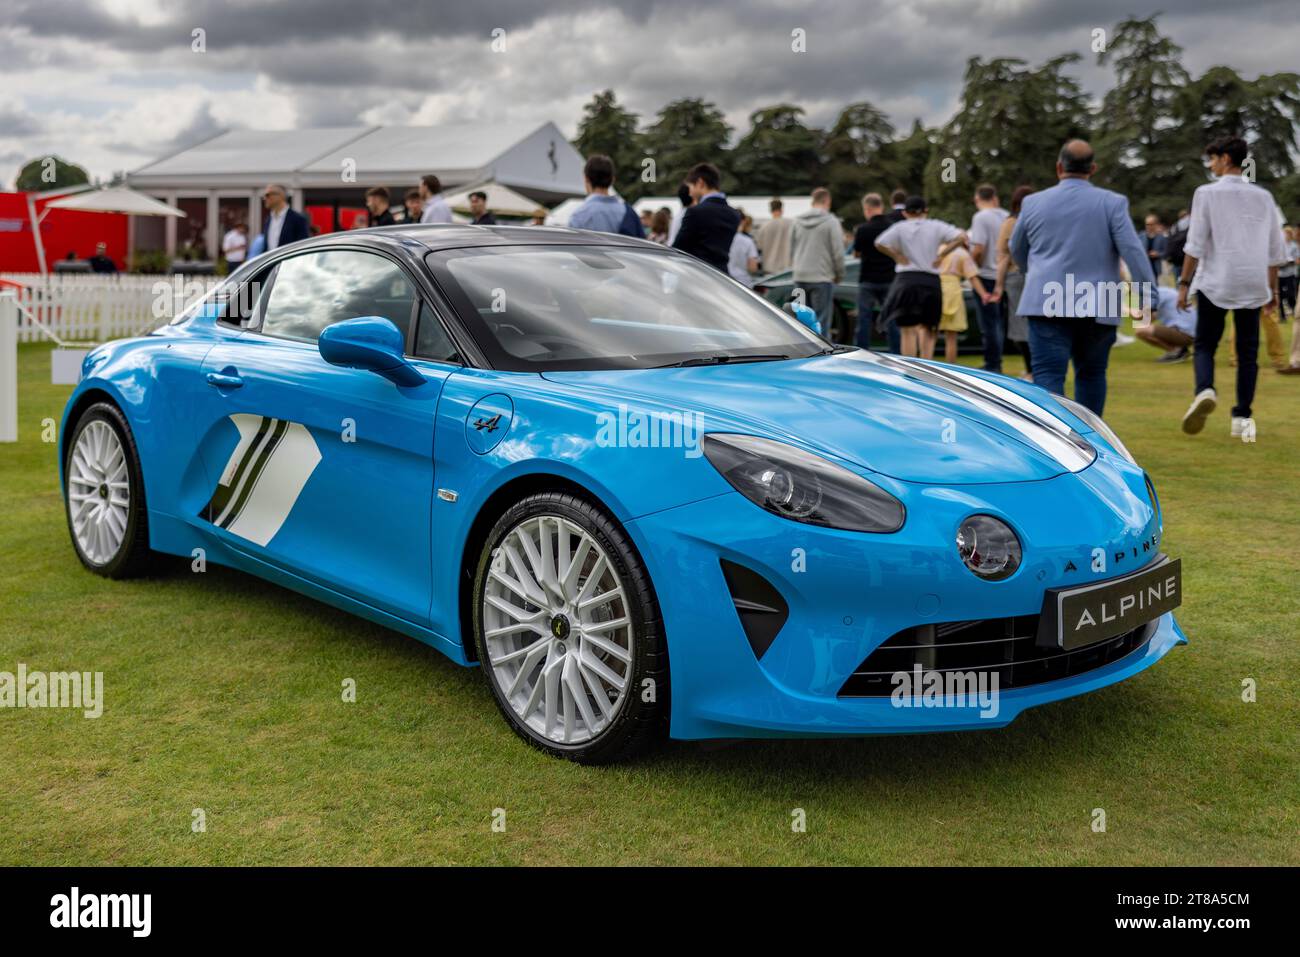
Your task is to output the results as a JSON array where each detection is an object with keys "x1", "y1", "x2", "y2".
[{"x1": 956, "y1": 515, "x2": 1022, "y2": 581}]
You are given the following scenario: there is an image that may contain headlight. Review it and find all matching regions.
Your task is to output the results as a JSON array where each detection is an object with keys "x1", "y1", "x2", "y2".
[
  {"x1": 956, "y1": 515, "x2": 1022, "y2": 581},
  {"x1": 1054, "y1": 395, "x2": 1135, "y2": 464},
  {"x1": 702, "y1": 434, "x2": 905, "y2": 533}
]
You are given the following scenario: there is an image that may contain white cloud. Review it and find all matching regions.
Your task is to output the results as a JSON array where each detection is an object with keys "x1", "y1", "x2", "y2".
[{"x1": 2, "y1": 0, "x2": 1296, "y2": 187}]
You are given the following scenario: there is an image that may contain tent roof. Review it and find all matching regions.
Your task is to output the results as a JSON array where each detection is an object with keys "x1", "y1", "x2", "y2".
[
  {"x1": 43, "y1": 186, "x2": 185, "y2": 217},
  {"x1": 126, "y1": 121, "x2": 585, "y2": 203},
  {"x1": 442, "y1": 181, "x2": 543, "y2": 217},
  {"x1": 301, "y1": 122, "x2": 545, "y2": 175},
  {"x1": 132, "y1": 126, "x2": 374, "y2": 178}
]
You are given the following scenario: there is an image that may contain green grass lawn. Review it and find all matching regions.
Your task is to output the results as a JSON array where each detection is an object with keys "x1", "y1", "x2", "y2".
[{"x1": 1, "y1": 336, "x2": 1296, "y2": 866}]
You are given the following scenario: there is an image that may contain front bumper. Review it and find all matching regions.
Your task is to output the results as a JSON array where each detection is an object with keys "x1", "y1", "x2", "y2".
[{"x1": 628, "y1": 465, "x2": 1186, "y2": 740}]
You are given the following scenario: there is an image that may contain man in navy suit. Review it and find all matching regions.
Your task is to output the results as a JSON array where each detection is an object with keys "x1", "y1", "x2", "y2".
[
  {"x1": 672, "y1": 163, "x2": 740, "y2": 272},
  {"x1": 1010, "y1": 141, "x2": 1151, "y2": 415},
  {"x1": 261, "y1": 184, "x2": 310, "y2": 251}
]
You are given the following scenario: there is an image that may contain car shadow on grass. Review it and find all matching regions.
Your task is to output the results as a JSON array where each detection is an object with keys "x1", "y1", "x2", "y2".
[
  {"x1": 645, "y1": 672, "x2": 1188, "y2": 789},
  {"x1": 143, "y1": 556, "x2": 1190, "y2": 789}
]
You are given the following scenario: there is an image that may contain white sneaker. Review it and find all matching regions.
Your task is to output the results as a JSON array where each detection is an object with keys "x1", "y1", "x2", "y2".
[
  {"x1": 1231, "y1": 417, "x2": 1257, "y2": 443},
  {"x1": 1181, "y1": 388, "x2": 1217, "y2": 435}
]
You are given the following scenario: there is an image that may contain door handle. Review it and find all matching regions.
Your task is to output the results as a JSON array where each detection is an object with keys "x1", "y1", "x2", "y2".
[{"x1": 206, "y1": 371, "x2": 243, "y2": 389}]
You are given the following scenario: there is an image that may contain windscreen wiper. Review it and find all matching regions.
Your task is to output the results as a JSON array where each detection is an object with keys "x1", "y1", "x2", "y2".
[{"x1": 656, "y1": 353, "x2": 790, "y2": 368}]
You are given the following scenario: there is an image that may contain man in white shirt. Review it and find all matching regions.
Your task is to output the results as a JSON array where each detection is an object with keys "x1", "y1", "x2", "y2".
[
  {"x1": 419, "y1": 174, "x2": 453, "y2": 224},
  {"x1": 221, "y1": 223, "x2": 248, "y2": 271},
  {"x1": 1177, "y1": 136, "x2": 1287, "y2": 443}
]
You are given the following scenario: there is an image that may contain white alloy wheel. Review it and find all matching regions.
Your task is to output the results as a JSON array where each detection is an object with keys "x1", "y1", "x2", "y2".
[
  {"x1": 68, "y1": 419, "x2": 131, "y2": 565},
  {"x1": 482, "y1": 514, "x2": 634, "y2": 746}
]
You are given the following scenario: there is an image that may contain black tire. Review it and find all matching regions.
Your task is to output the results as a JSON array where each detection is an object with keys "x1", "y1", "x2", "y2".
[
  {"x1": 63, "y1": 402, "x2": 155, "y2": 578},
  {"x1": 472, "y1": 491, "x2": 669, "y2": 764}
]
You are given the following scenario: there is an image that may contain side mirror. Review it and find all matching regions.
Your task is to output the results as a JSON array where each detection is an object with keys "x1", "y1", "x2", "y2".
[
  {"x1": 790, "y1": 302, "x2": 821, "y2": 334},
  {"x1": 318, "y1": 316, "x2": 423, "y2": 387}
]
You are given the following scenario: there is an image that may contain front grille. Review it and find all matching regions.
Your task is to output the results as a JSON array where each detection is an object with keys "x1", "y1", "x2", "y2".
[{"x1": 837, "y1": 615, "x2": 1154, "y2": 697}]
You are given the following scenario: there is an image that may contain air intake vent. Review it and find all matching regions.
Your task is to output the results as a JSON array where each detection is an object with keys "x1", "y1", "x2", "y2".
[
  {"x1": 720, "y1": 560, "x2": 789, "y2": 660},
  {"x1": 838, "y1": 615, "x2": 1155, "y2": 697}
]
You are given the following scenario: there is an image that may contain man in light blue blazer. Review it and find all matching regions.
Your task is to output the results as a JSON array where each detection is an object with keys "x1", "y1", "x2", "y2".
[{"x1": 1010, "y1": 140, "x2": 1152, "y2": 415}]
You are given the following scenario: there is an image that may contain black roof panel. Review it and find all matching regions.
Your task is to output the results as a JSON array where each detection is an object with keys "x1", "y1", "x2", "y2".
[{"x1": 300, "y1": 223, "x2": 661, "y2": 253}]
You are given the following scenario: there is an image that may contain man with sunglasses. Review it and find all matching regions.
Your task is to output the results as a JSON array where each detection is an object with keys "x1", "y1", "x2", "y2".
[{"x1": 261, "y1": 184, "x2": 310, "y2": 251}]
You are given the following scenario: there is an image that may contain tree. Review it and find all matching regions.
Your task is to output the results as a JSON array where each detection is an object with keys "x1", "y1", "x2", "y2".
[
  {"x1": 1177, "y1": 66, "x2": 1300, "y2": 184},
  {"x1": 639, "y1": 98, "x2": 733, "y2": 194},
  {"x1": 15, "y1": 156, "x2": 90, "y2": 192},
  {"x1": 572, "y1": 90, "x2": 645, "y2": 199},
  {"x1": 873, "y1": 119, "x2": 935, "y2": 201},
  {"x1": 820, "y1": 102, "x2": 897, "y2": 223},
  {"x1": 1092, "y1": 15, "x2": 1195, "y2": 222},
  {"x1": 925, "y1": 55, "x2": 1090, "y2": 224},
  {"x1": 730, "y1": 104, "x2": 823, "y2": 196}
]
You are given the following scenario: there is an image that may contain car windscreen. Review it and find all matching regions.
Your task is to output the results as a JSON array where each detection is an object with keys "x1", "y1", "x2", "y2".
[{"x1": 425, "y1": 244, "x2": 827, "y2": 370}]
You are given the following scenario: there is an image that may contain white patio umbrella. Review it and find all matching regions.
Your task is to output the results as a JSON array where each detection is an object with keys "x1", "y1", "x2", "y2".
[
  {"x1": 545, "y1": 197, "x2": 584, "y2": 227},
  {"x1": 43, "y1": 186, "x2": 187, "y2": 218},
  {"x1": 28, "y1": 185, "x2": 184, "y2": 275},
  {"x1": 443, "y1": 181, "x2": 546, "y2": 219}
]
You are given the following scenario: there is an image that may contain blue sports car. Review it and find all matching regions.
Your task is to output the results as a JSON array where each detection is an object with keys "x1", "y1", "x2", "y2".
[{"x1": 60, "y1": 225, "x2": 1186, "y2": 763}]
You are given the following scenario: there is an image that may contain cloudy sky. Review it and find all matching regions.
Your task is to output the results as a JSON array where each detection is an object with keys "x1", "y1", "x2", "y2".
[{"x1": 2, "y1": 0, "x2": 1297, "y2": 187}]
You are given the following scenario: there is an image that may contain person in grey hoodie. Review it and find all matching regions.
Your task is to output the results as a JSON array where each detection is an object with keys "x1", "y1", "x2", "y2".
[{"x1": 792, "y1": 188, "x2": 845, "y2": 337}]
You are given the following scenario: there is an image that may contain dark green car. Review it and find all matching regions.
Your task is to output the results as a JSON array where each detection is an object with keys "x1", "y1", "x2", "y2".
[{"x1": 753, "y1": 256, "x2": 987, "y2": 353}]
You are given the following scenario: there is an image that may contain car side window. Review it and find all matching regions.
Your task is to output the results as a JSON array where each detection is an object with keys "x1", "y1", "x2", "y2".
[
  {"x1": 214, "y1": 267, "x2": 275, "y2": 329},
  {"x1": 414, "y1": 302, "x2": 460, "y2": 363},
  {"x1": 259, "y1": 249, "x2": 417, "y2": 343}
]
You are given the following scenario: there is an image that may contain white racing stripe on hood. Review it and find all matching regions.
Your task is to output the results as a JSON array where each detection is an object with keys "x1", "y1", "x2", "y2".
[{"x1": 859, "y1": 352, "x2": 1096, "y2": 472}]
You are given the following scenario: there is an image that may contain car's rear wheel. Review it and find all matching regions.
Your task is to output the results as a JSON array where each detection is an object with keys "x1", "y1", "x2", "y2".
[
  {"x1": 472, "y1": 492, "x2": 668, "y2": 764},
  {"x1": 64, "y1": 402, "x2": 154, "y2": 578}
]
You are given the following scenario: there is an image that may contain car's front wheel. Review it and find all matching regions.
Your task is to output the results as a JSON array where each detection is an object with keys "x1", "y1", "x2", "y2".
[
  {"x1": 472, "y1": 492, "x2": 668, "y2": 764},
  {"x1": 64, "y1": 402, "x2": 154, "y2": 578}
]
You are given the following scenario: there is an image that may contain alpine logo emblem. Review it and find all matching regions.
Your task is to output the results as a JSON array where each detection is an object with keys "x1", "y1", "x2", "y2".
[
  {"x1": 1064, "y1": 533, "x2": 1160, "y2": 573},
  {"x1": 202, "y1": 414, "x2": 321, "y2": 547},
  {"x1": 473, "y1": 413, "x2": 502, "y2": 433}
]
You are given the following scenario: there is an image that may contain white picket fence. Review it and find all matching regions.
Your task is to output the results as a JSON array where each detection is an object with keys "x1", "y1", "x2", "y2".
[{"x1": 0, "y1": 273, "x2": 220, "y2": 344}]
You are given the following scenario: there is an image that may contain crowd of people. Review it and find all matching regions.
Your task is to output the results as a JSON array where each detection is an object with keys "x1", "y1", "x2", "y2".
[
  {"x1": 228, "y1": 138, "x2": 1296, "y2": 444},
  {"x1": 560, "y1": 139, "x2": 1296, "y2": 443},
  {"x1": 219, "y1": 174, "x2": 465, "y2": 268}
]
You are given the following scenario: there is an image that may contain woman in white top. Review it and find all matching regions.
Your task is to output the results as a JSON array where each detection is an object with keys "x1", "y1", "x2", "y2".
[
  {"x1": 874, "y1": 196, "x2": 967, "y2": 359},
  {"x1": 728, "y1": 214, "x2": 760, "y2": 287}
]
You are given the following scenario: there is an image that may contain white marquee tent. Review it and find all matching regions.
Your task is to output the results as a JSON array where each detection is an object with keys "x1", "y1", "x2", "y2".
[{"x1": 127, "y1": 121, "x2": 585, "y2": 257}]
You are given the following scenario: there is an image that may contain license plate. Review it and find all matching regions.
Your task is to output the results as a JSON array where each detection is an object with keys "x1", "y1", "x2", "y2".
[{"x1": 1037, "y1": 555, "x2": 1181, "y2": 651}]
